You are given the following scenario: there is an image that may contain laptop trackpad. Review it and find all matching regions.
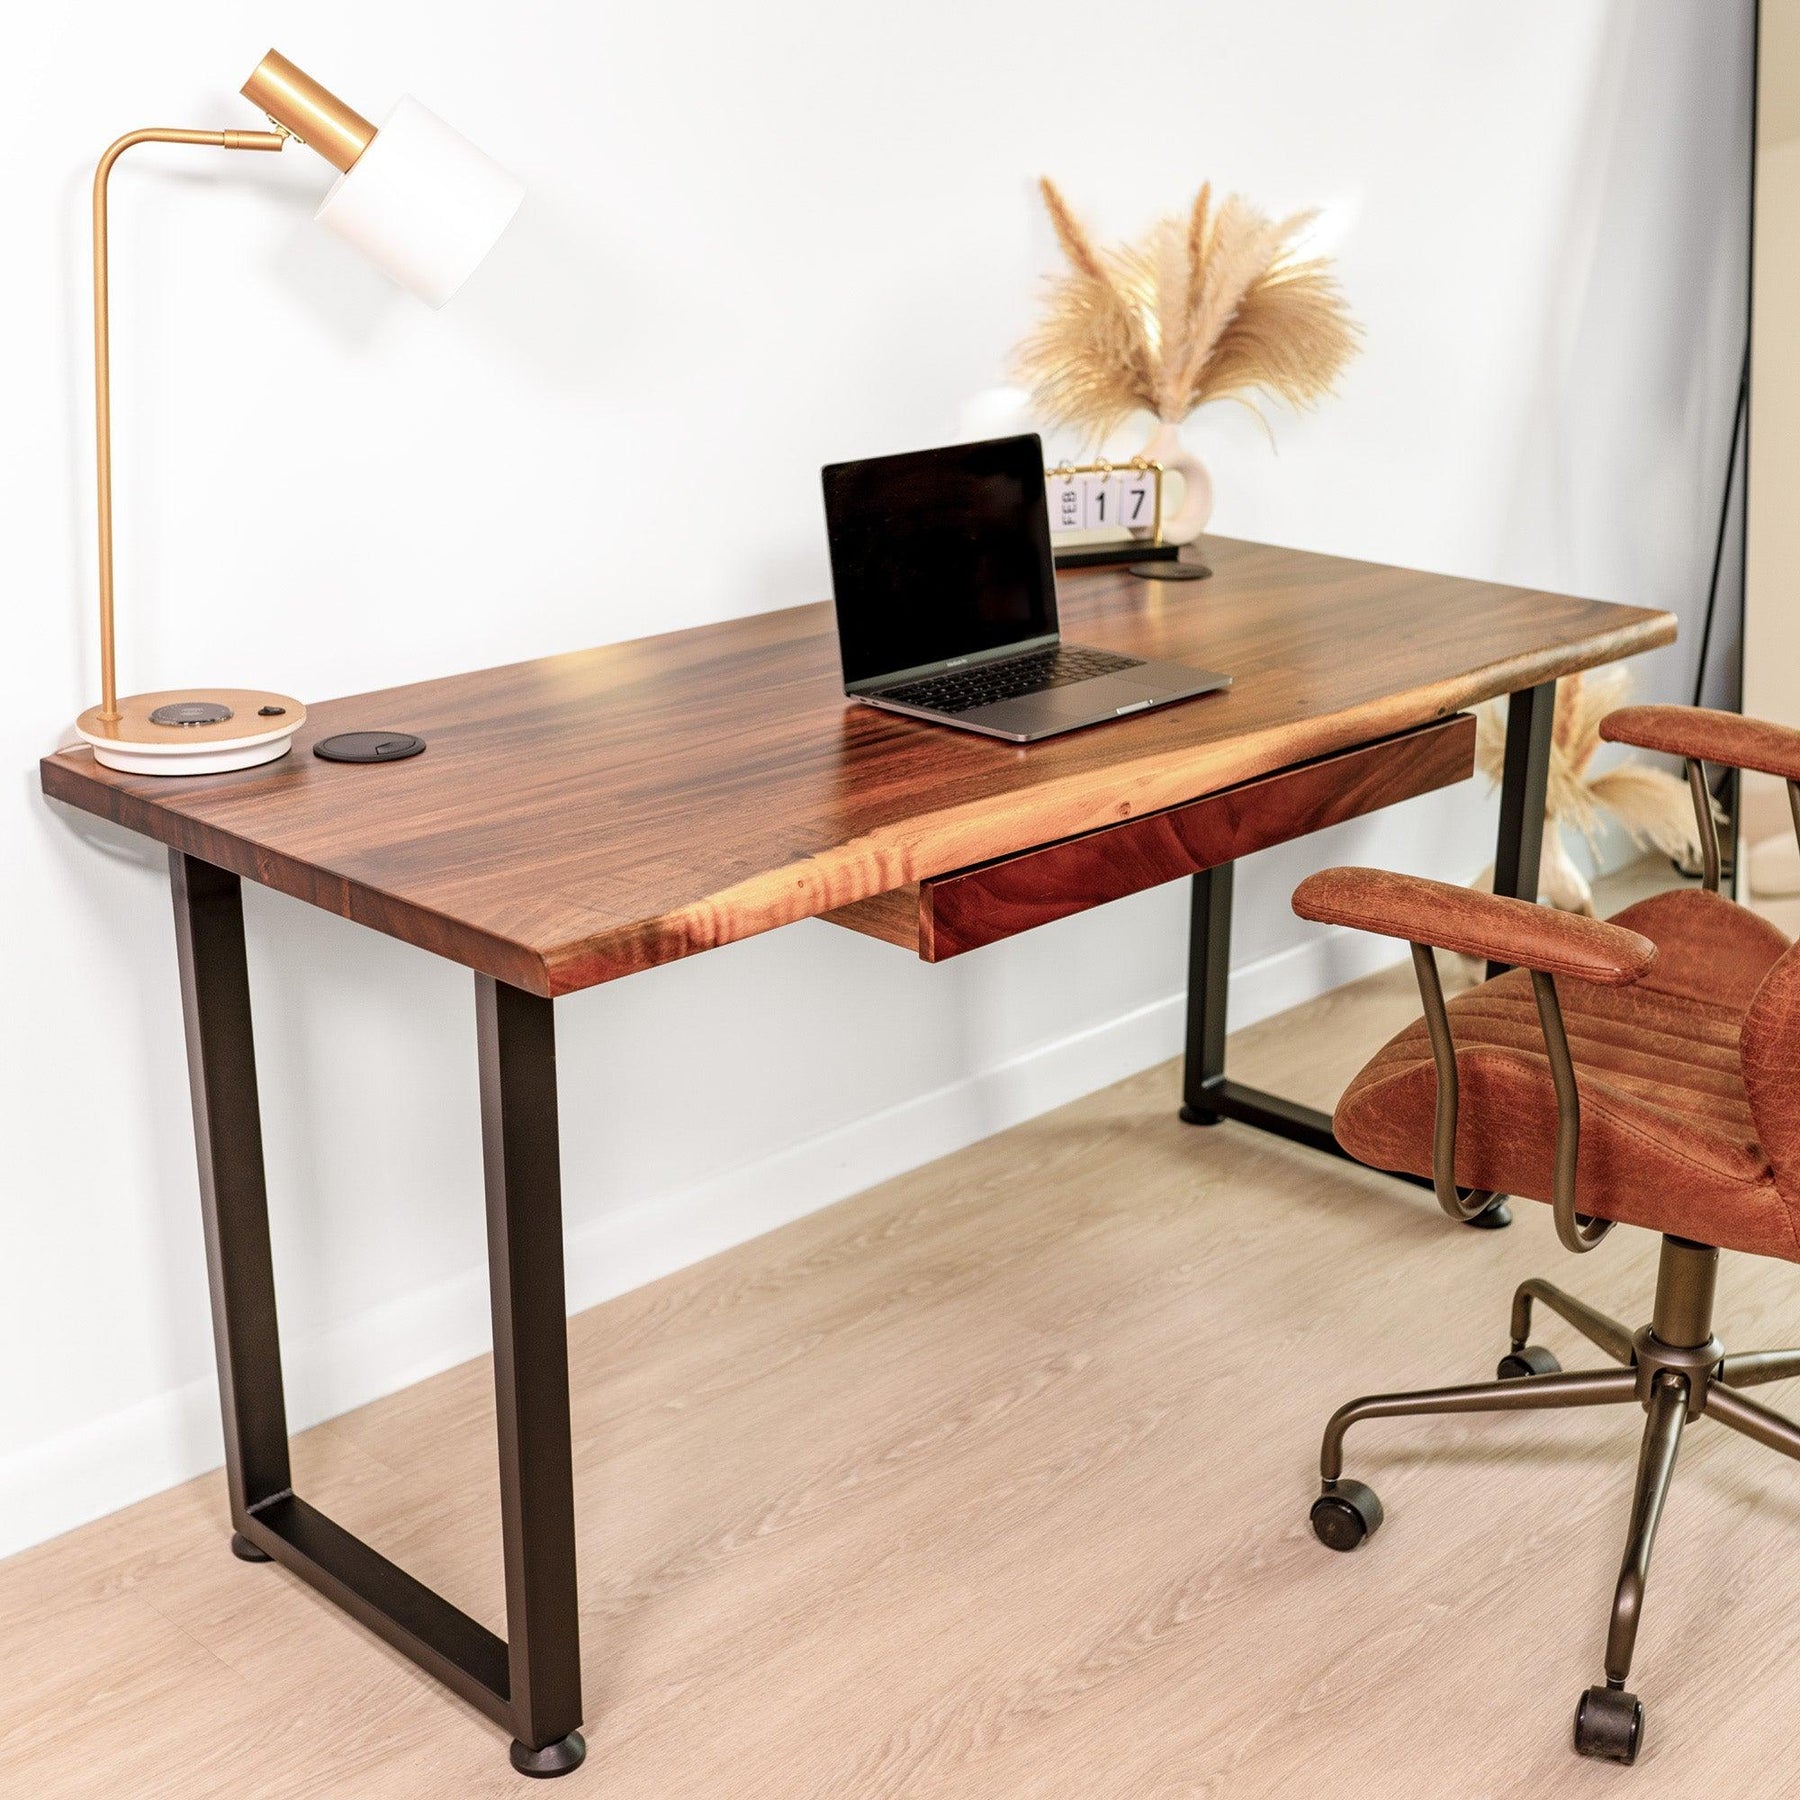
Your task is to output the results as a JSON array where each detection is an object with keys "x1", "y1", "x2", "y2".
[
  {"x1": 1056, "y1": 673, "x2": 1165, "y2": 715},
  {"x1": 968, "y1": 674, "x2": 1166, "y2": 733}
]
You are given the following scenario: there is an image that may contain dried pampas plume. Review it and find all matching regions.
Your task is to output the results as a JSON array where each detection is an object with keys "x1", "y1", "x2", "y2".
[
  {"x1": 1472, "y1": 665, "x2": 1713, "y2": 916},
  {"x1": 1015, "y1": 176, "x2": 1360, "y2": 441}
]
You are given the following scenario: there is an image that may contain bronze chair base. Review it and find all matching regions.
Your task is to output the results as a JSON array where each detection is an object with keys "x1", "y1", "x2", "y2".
[{"x1": 1312, "y1": 1233, "x2": 1800, "y2": 1767}]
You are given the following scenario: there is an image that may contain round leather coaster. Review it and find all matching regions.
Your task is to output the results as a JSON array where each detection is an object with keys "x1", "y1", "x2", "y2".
[
  {"x1": 1129, "y1": 561, "x2": 1212, "y2": 581},
  {"x1": 313, "y1": 731, "x2": 426, "y2": 764}
]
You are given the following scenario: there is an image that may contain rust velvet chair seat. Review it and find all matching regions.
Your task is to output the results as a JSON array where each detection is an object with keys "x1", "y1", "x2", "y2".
[{"x1": 1334, "y1": 961, "x2": 1796, "y2": 1259}]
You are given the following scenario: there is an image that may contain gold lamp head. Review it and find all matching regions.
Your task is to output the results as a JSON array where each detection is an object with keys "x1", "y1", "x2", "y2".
[{"x1": 240, "y1": 50, "x2": 376, "y2": 173}]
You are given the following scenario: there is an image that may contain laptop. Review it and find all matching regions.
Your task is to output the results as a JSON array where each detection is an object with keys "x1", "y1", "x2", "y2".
[{"x1": 821, "y1": 434, "x2": 1230, "y2": 743}]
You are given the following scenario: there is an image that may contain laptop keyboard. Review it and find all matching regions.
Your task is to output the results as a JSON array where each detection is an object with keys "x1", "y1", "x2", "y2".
[{"x1": 879, "y1": 645, "x2": 1143, "y2": 715}]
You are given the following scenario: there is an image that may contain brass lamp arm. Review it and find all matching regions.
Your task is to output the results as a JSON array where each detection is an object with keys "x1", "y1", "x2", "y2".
[
  {"x1": 1409, "y1": 942, "x2": 1611, "y2": 1254},
  {"x1": 90, "y1": 127, "x2": 286, "y2": 722}
]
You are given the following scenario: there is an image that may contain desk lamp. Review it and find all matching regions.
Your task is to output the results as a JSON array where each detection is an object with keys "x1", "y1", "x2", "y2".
[{"x1": 75, "y1": 50, "x2": 524, "y2": 775}]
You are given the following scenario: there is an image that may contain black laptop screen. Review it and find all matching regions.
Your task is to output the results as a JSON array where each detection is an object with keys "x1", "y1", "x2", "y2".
[{"x1": 822, "y1": 435, "x2": 1059, "y2": 689}]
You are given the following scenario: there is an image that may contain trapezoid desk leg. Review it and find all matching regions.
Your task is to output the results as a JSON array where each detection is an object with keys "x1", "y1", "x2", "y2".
[
  {"x1": 170, "y1": 851, "x2": 586, "y2": 1777},
  {"x1": 171, "y1": 851, "x2": 294, "y2": 1529},
  {"x1": 477, "y1": 973, "x2": 586, "y2": 1776}
]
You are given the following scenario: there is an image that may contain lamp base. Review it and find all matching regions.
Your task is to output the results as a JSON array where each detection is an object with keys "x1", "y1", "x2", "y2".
[{"x1": 76, "y1": 688, "x2": 306, "y2": 777}]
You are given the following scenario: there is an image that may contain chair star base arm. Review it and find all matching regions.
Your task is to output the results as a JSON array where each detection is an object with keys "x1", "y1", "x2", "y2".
[
  {"x1": 1319, "y1": 1366, "x2": 1640, "y2": 1483},
  {"x1": 1717, "y1": 1346, "x2": 1800, "y2": 1389},
  {"x1": 1313, "y1": 1233, "x2": 1800, "y2": 1764},
  {"x1": 1510, "y1": 1278, "x2": 1637, "y2": 1364}
]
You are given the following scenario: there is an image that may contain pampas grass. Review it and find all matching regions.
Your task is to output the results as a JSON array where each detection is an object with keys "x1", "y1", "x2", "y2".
[
  {"x1": 1473, "y1": 665, "x2": 1711, "y2": 915},
  {"x1": 1016, "y1": 177, "x2": 1359, "y2": 440}
]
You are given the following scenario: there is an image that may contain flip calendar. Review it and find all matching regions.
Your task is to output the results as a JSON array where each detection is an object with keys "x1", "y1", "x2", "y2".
[{"x1": 1045, "y1": 458, "x2": 1167, "y2": 545}]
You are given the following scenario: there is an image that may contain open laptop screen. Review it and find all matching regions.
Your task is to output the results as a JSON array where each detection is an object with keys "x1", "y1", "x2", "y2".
[{"x1": 822, "y1": 435, "x2": 1059, "y2": 691}]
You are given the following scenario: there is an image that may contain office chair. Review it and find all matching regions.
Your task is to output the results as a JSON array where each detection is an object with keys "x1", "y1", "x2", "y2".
[{"x1": 1290, "y1": 704, "x2": 1800, "y2": 1766}]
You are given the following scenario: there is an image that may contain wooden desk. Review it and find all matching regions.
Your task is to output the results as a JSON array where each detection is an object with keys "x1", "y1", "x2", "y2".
[{"x1": 40, "y1": 536, "x2": 1675, "y2": 1777}]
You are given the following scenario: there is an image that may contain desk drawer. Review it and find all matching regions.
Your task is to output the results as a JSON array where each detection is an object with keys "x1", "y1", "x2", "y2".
[{"x1": 824, "y1": 713, "x2": 1476, "y2": 961}]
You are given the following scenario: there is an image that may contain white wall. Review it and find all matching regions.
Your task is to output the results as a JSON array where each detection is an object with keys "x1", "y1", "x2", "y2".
[{"x1": 1, "y1": 0, "x2": 1751, "y2": 1557}]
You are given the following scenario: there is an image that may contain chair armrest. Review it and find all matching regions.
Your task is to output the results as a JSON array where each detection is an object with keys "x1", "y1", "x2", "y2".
[
  {"x1": 1291, "y1": 867, "x2": 1657, "y2": 986},
  {"x1": 1295, "y1": 865, "x2": 1637, "y2": 1254},
  {"x1": 1600, "y1": 705, "x2": 1800, "y2": 783}
]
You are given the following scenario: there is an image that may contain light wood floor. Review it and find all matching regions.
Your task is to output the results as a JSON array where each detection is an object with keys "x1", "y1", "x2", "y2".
[{"x1": 10, "y1": 941, "x2": 1800, "y2": 1797}]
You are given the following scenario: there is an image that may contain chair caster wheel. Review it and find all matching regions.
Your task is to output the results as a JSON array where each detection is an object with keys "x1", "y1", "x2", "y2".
[
  {"x1": 230, "y1": 1531, "x2": 272, "y2": 1563},
  {"x1": 1573, "y1": 1685, "x2": 1643, "y2": 1764},
  {"x1": 1311, "y1": 1478, "x2": 1383, "y2": 1551},
  {"x1": 1464, "y1": 1198, "x2": 1512, "y2": 1229},
  {"x1": 1497, "y1": 1345, "x2": 1561, "y2": 1380}
]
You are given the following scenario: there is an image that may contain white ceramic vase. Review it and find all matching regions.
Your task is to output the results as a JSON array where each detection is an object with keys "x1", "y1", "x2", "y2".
[{"x1": 1134, "y1": 419, "x2": 1213, "y2": 545}]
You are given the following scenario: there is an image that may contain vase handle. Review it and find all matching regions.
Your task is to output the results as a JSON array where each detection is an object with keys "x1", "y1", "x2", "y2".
[{"x1": 1133, "y1": 425, "x2": 1214, "y2": 545}]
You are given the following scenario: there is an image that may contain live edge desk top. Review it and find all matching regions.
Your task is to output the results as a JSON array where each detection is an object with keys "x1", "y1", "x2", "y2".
[{"x1": 40, "y1": 536, "x2": 1676, "y2": 998}]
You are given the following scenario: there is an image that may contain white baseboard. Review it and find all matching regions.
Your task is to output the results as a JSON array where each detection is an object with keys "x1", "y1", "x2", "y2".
[{"x1": 0, "y1": 925, "x2": 1400, "y2": 1561}]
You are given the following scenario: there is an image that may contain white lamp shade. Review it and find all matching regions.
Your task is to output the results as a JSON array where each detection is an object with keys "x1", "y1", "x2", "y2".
[{"x1": 315, "y1": 96, "x2": 524, "y2": 307}]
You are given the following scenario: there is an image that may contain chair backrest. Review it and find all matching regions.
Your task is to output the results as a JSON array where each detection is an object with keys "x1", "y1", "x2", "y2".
[{"x1": 1742, "y1": 938, "x2": 1800, "y2": 1208}]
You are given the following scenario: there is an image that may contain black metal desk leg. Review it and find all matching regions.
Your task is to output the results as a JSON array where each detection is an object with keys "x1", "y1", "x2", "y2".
[
  {"x1": 1489, "y1": 680, "x2": 1557, "y2": 958},
  {"x1": 477, "y1": 975, "x2": 586, "y2": 1777},
  {"x1": 169, "y1": 852, "x2": 586, "y2": 1778},
  {"x1": 1178, "y1": 862, "x2": 1232, "y2": 1124},
  {"x1": 1177, "y1": 861, "x2": 1348, "y2": 1157},
  {"x1": 171, "y1": 852, "x2": 290, "y2": 1563}
]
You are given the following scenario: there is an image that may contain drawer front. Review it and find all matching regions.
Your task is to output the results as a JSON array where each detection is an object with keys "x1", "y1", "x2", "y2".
[{"x1": 825, "y1": 713, "x2": 1476, "y2": 961}]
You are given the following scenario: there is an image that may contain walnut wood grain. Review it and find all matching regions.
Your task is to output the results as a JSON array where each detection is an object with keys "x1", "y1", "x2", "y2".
[
  {"x1": 821, "y1": 884, "x2": 928, "y2": 953},
  {"x1": 39, "y1": 536, "x2": 1675, "y2": 997},
  {"x1": 827, "y1": 715, "x2": 1476, "y2": 960}
]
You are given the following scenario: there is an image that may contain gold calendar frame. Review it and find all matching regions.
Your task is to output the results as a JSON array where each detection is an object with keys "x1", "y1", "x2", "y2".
[{"x1": 1046, "y1": 457, "x2": 1167, "y2": 547}]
